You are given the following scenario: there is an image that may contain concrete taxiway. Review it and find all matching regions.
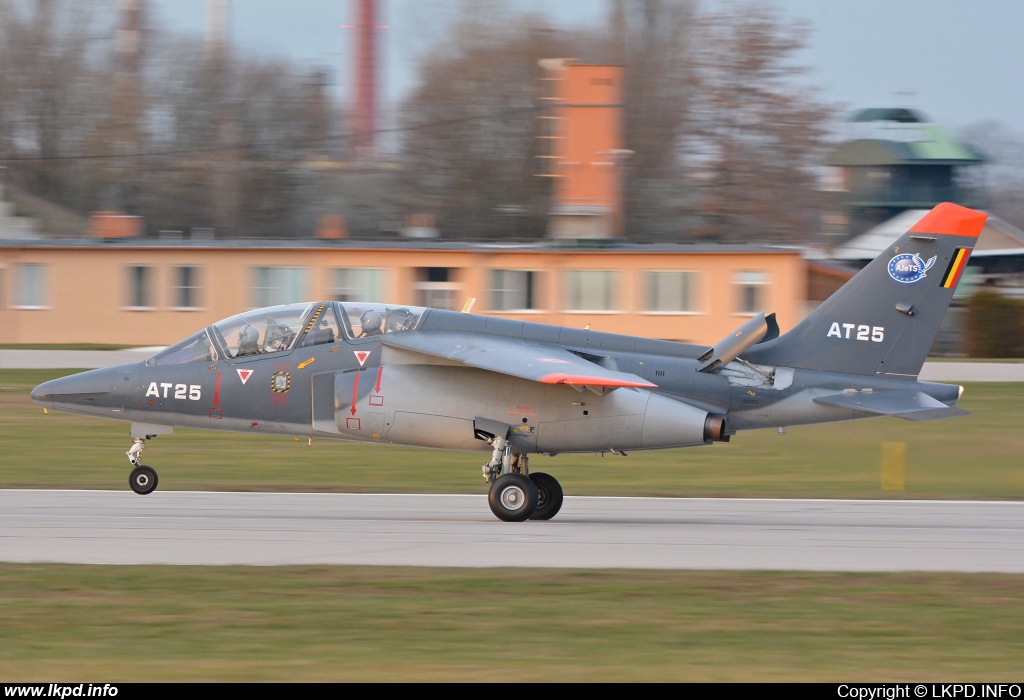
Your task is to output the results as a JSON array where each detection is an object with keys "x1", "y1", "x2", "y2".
[{"x1": 1, "y1": 490, "x2": 1022, "y2": 572}]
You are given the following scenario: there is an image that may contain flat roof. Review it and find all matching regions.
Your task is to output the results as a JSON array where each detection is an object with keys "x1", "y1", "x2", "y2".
[
  {"x1": 0, "y1": 237, "x2": 798, "y2": 255},
  {"x1": 826, "y1": 125, "x2": 985, "y2": 166}
]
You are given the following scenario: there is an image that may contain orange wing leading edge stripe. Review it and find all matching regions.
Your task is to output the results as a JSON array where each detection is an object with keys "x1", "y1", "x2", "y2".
[
  {"x1": 909, "y1": 202, "x2": 987, "y2": 238},
  {"x1": 540, "y1": 372, "x2": 657, "y2": 388}
]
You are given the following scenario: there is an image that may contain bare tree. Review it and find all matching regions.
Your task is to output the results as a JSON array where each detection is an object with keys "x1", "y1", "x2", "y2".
[
  {"x1": 0, "y1": 0, "x2": 838, "y2": 244},
  {"x1": 0, "y1": 1, "x2": 333, "y2": 238},
  {"x1": 121, "y1": 28, "x2": 335, "y2": 237},
  {"x1": 399, "y1": 0, "x2": 835, "y2": 243},
  {"x1": 609, "y1": 0, "x2": 699, "y2": 240},
  {"x1": 680, "y1": 1, "x2": 836, "y2": 243},
  {"x1": 0, "y1": 0, "x2": 112, "y2": 205},
  {"x1": 960, "y1": 120, "x2": 1024, "y2": 230},
  {"x1": 396, "y1": 0, "x2": 698, "y2": 240},
  {"x1": 396, "y1": 4, "x2": 569, "y2": 239}
]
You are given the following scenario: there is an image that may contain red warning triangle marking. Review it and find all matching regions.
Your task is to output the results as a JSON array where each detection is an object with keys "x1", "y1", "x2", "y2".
[
  {"x1": 354, "y1": 350, "x2": 371, "y2": 367},
  {"x1": 236, "y1": 368, "x2": 254, "y2": 385}
]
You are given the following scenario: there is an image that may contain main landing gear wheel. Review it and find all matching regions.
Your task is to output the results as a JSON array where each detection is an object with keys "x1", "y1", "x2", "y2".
[
  {"x1": 528, "y1": 472, "x2": 563, "y2": 521},
  {"x1": 488, "y1": 473, "x2": 538, "y2": 522},
  {"x1": 129, "y1": 465, "x2": 158, "y2": 495}
]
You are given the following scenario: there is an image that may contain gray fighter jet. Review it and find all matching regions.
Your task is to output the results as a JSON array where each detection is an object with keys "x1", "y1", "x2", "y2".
[{"x1": 31, "y1": 203, "x2": 986, "y2": 521}]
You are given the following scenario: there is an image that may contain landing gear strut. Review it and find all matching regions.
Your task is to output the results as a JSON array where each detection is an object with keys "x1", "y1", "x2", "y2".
[
  {"x1": 126, "y1": 438, "x2": 159, "y2": 495},
  {"x1": 481, "y1": 436, "x2": 563, "y2": 522}
]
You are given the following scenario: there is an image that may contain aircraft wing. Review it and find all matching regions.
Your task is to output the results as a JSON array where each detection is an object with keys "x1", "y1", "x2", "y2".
[
  {"x1": 813, "y1": 390, "x2": 969, "y2": 421},
  {"x1": 379, "y1": 331, "x2": 657, "y2": 388}
]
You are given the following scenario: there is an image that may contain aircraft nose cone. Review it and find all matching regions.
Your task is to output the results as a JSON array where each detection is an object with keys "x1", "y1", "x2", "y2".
[
  {"x1": 29, "y1": 376, "x2": 72, "y2": 405},
  {"x1": 29, "y1": 369, "x2": 117, "y2": 408},
  {"x1": 29, "y1": 381, "x2": 48, "y2": 404}
]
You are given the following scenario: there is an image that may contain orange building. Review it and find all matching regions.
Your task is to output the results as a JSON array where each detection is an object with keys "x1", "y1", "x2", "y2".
[
  {"x1": 0, "y1": 239, "x2": 807, "y2": 346},
  {"x1": 543, "y1": 63, "x2": 626, "y2": 239}
]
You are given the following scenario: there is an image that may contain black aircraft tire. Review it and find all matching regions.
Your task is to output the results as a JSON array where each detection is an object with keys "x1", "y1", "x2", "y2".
[
  {"x1": 528, "y1": 472, "x2": 564, "y2": 521},
  {"x1": 129, "y1": 465, "x2": 158, "y2": 495},
  {"x1": 488, "y1": 473, "x2": 538, "y2": 522}
]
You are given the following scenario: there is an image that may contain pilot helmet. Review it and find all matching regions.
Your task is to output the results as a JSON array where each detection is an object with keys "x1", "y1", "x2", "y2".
[
  {"x1": 239, "y1": 324, "x2": 259, "y2": 347},
  {"x1": 360, "y1": 309, "x2": 383, "y2": 332}
]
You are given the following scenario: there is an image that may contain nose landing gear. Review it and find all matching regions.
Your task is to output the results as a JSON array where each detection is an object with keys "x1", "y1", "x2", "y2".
[
  {"x1": 129, "y1": 465, "x2": 158, "y2": 495},
  {"x1": 126, "y1": 438, "x2": 159, "y2": 495}
]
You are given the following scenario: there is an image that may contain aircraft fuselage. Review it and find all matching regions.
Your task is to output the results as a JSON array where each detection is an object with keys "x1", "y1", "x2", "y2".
[{"x1": 31, "y1": 306, "x2": 960, "y2": 455}]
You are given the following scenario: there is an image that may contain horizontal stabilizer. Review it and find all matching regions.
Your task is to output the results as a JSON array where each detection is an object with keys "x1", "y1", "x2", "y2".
[
  {"x1": 813, "y1": 390, "x2": 967, "y2": 420},
  {"x1": 897, "y1": 406, "x2": 970, "y2": 422},
  {"x1": 380, "y1": 331, "x2": 656, "y2": 389}
]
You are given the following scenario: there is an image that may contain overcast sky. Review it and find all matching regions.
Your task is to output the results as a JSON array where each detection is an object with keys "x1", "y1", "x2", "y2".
[{"x1": 147, "y1": 0, "x2": 1024, "y2": 134}]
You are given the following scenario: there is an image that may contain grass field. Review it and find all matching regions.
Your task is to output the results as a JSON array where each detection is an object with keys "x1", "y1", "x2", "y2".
[
  {"x1": 2, "y1": 369, "x2": 1023, "y2": 681},
  {"x1": 2, "y1": 369, "x2": 1022, "y2": 499},
  {"x1": 0, "y1": 565, "x2": 1022, "y2": 682}
]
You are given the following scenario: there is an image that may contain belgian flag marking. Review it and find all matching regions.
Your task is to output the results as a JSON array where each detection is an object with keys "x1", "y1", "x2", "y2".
[{"x1": 941, "y1": 248, "x2": 971, "y2": 289}]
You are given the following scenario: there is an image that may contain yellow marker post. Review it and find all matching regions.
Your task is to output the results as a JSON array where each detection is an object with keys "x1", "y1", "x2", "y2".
[{"x1": 881, "y1": 441, "x2": 906, "y2": 491}]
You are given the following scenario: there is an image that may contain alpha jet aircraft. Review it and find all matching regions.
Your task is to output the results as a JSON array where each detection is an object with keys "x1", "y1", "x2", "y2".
[{"x1": 32, "y1": 203, "x2": 986, "y2": 521}]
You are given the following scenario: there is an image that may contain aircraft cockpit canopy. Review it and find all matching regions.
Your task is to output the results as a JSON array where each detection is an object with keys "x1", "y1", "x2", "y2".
[
  {"x1": 146, "y1": 301, "x2": 426, "y2": 365},
  {"x1": 147, "y1": 302, "x2": 312, "y2": 366},
  {"x1": 338, "y1": 302, "x2": 424, "y2": 339},
  {"x1": 147, "y1": 328, "x2": 219, "y2": 366},
  {"x1": 211, "y1": 303, "x2": 312, "y2": 359}
]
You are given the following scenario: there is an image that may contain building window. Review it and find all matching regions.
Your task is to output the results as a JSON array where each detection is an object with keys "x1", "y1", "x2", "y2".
[
  {"x1": 172, "y1": 266, "x2": 201, "y2": 309},
  {"x1": 251, "y1": 267, "x2": 308, "y2": 308},
  {"x1": 415, "y1": 267, "x2": 461, "y2": 310},
  {"x1": 645, "y1": 271, "x2": 697, "y2": 313},
  {"x1": 821, "y1": 166, "x2": 849, "y2": 192},
  {"x1": 331, "y1": 268, "x2": 386, "y2": 302},
  {"x1": 124, "y1": 265, "x2": 153, "y2": 308},
  {"x1": 15, "y1": 263, "x2": 47, "y2": 308},
  {"x1": 734, "y1": 270, "x2": 769, "y2": 314},
  {"x1": 564, "y1": 270, "x2": 619, "y2": 312},
  {"x1": 489, "y1": 270, "x2": 539, "y2": 311}
]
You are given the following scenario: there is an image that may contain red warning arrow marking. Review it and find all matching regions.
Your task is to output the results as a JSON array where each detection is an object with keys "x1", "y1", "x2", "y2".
[
  {"x1": 375, "y1": 366, "x2": 383, "y2": 393},
  {"x1": 214, "y1": 371, "x2": 221, "y2": 405},
  {"x1": 350, "y1": 373, "x2": 359, "y2": 416}
]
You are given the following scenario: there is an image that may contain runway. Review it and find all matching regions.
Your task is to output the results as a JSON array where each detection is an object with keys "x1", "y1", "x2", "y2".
[{"x1": 1, "y1": 490, "x2": 1022, "y2": 572}]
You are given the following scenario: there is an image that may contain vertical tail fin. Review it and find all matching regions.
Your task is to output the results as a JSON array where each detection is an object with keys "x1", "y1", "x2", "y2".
[{"x1": 745, "y1": 203, "x2": 987, "y2": 377}]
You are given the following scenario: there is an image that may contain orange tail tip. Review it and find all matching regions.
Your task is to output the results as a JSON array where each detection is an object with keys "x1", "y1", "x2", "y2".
[{"x1": 909, "y1": 202, "x2": 988, "y2": 238}]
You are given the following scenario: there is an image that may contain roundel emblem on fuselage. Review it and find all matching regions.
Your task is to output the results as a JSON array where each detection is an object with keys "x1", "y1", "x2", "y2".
[{"x1": 887, "y1": 252, "x2": 937, "y2": 284}]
